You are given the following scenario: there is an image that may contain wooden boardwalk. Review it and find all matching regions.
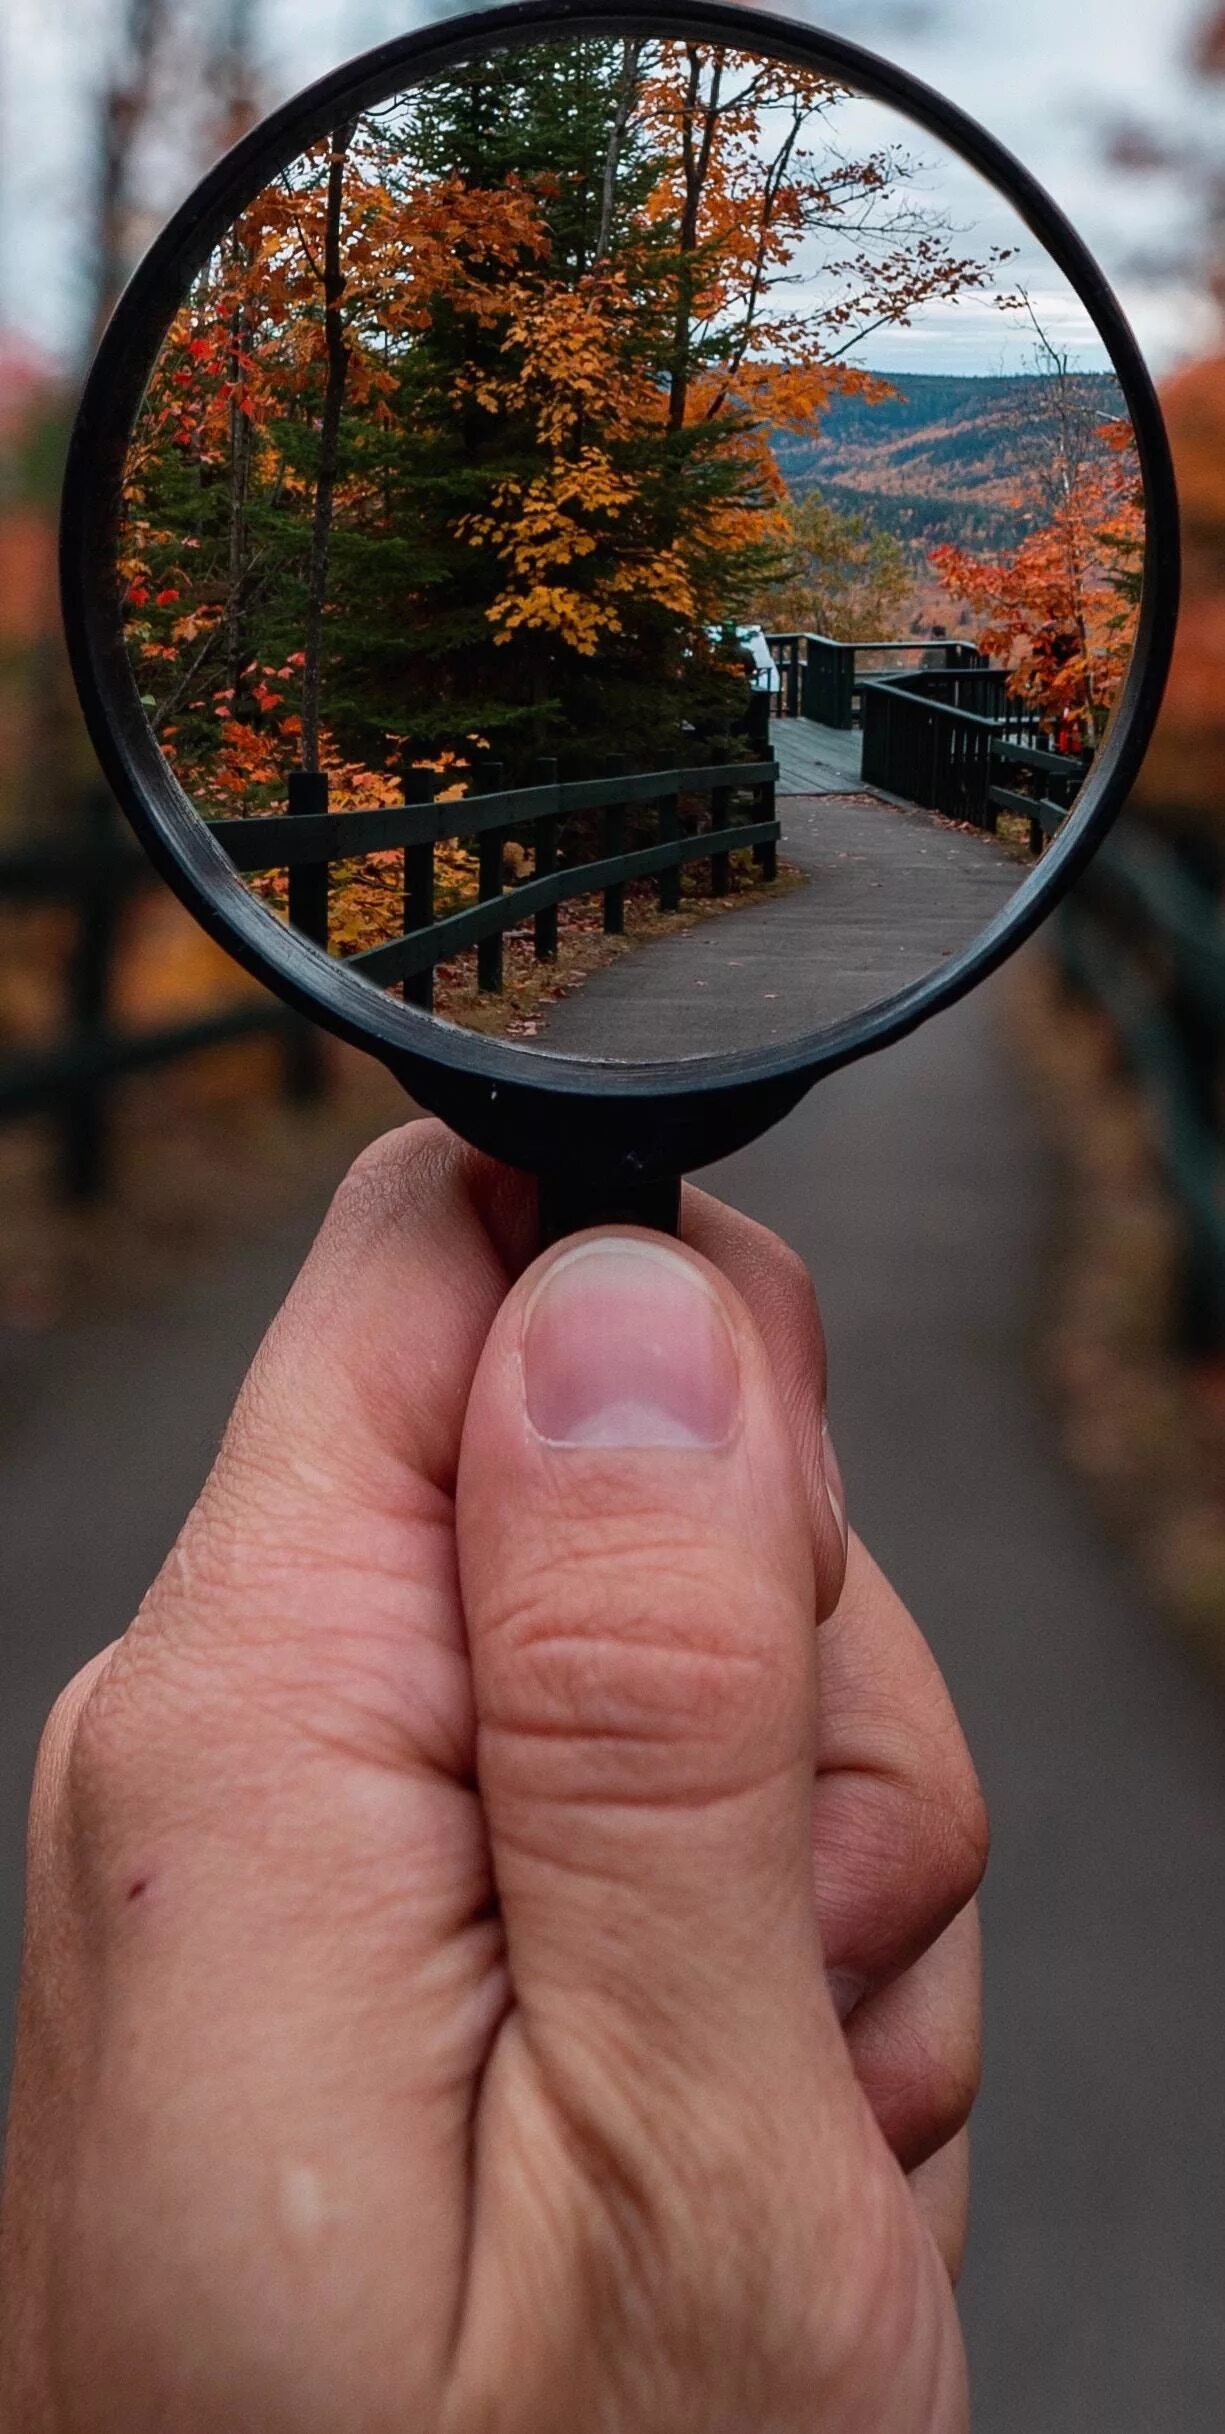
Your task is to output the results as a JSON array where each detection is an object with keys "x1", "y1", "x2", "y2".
[
  {"x1": 770, "y1": 714, "x2": 866, "y2": 794},
  {"x1": 530, "y1": 787, "x2": 1024, "y2": 1062}
]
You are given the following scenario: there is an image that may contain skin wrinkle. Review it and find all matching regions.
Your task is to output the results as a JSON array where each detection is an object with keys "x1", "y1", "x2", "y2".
[{"x1": 2, "y1": 1125, "x2": 984, "y2": 2427}]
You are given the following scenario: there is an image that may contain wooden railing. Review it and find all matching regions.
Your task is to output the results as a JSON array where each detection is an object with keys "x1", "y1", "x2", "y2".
[
  {"x1": 763, "y1": 632, "x2": 985, "y2": 728},
  {"x1": 988, "y1": 737, "x2": 1087, "y2": 856},
  {"x1": 209, "y1": 755, "x2": 780, "y2": 1013},
  {"x1": 860, "y1": 672, "x2": 1043, "y2": 830},
  {"x1": 0, "y1": 787, "x2": 322, "y2": 1200},
  {"x1": 1057, "y1": 824, "x2": 1225, "y2": 1353}
]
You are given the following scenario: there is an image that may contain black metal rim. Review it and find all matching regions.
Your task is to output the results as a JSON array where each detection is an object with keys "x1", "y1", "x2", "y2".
[{"x1": 60, "y1": 0, "x2": 1181, "y2": 1182}]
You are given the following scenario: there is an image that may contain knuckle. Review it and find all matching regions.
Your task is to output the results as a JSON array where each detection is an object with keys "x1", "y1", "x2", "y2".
[
  {"x1": 30, "y1": 1652, "x2": 113, "y2": 1829},
  {"x1": 814, "y1": 1745, "x2": 988, "y2": 1985},
  {"x1": 327, "y1": 1118, "x2": 452, "y2": 1237},
  {"x1": 907, "y1": 1767, "x2": 989, "y2": 1941},
  {"x1": 894, "y1": 2018, "x2": 982, "y2": 2173},
  {"x1": 928, "y1": 1750, "x2": 990, "y2": 1920},
  {"x1": 475, "y1": 1538, "x2": 807, "y2": 1791},
  {"x1": 61, "y1": 1632, "x2": 206, "y2": 1858},
  {"x1": 64, "y1": 1657, "x2": 147, "y2": 1829},
  {"x1": 769, "y1": 1233, "x2": 822, "y2": 1328},
  {"x1": 851, "y1": 1978, "x2": 982, "y2": 2175}
]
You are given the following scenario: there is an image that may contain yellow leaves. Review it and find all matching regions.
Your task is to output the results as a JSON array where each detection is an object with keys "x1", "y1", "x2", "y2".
[
  {"x1": 487, "y1": 585, "x2": 623, "y2": 655},
  {"x1": 171, "y1": 607, "x2": 222, "y2": 645},
  {"x1": 459, "y1": 450, "x2": 638, "y2": 582},
  {"x1": 610, "y1": 548, "x2": 698, "y2": 621}
]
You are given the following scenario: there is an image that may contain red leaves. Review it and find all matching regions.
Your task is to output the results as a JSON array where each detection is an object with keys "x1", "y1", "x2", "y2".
[{"x1": 930, "y1": 433, "x2": 1144, "y2": 741}]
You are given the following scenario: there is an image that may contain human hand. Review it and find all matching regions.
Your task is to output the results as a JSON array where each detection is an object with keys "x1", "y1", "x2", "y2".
[{"x1": 1, "y1": 1124, "x2": 986, "y2": 2433}]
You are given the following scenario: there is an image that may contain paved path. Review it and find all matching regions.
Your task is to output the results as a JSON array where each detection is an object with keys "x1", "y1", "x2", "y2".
[
  {"x1": 4, "y1": 978, "x2": 1225, "y2": 2428},
  {"x1": 533, "y1": 789, "x2": 1024, "y2": 1060}
]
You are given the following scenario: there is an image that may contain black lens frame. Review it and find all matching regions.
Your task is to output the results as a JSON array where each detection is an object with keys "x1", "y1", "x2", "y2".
[{"x1": 61, "y1": 0, "x2": 1180, "y2": 1193}]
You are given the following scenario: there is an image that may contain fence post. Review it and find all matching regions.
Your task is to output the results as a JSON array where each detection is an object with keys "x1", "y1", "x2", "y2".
[
  {"x1": 281, "y1": 767, "x2": 330, "y2": 1099},
  {"x1": 710, "y1": 775, "x2": 732, "y2": 896},
  {"x1": 658, "y1": 790, "x2": 682, "y2": 913},
  {"x1": 287, "y1": 768, "x2": 330, "y2": 949},
  {"x1": 475, "y1": 761, "x2": 506, "y2": 993},
  {"x1": 1171, "y1": 835, "x2": 1225, "y2": 1352},
  {"x1": 836, "y1": 644, "x2": 855, "y2": 729},
  {"x1": 402, "y1": 765, "x2": 437, "y2": 1011},
  {"x1": 753, "y1": 770, "x2": 778, "y2": 883},
  {"x1": 533, "y1": 757, "x2": 560, "y2": 963},
  {"x1": 747, "y1": 687, "x2": 771, "y2": 757},
  {"x1": 603, "y1": 755, "x2": 627, "y2": 934},
  {"x1": 803, "y1": 639, "x2": 855, "y2": 728},
  {"x1": 60, "y1": 785, "x2": 122, "y2": 1202}
]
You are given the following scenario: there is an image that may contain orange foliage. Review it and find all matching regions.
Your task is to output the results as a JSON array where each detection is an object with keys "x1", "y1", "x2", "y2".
[
  {"x1": 124, "y1": 51, "x2": 1013, "y2": 734},
  {"x1": 1133, "y1": 354, "x2": 1225, "y2": 821},
  {"x1": 931, "y1": 422, "x2": 1143, "y2": 747},
  {"x1": 0, "y1": 508, "x2": 57, "y2": 649}
]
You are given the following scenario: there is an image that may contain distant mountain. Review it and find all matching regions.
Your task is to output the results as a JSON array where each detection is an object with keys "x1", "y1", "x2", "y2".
[{"x1": 774, "y1": 369, "x2": 1127, "y2": 558}]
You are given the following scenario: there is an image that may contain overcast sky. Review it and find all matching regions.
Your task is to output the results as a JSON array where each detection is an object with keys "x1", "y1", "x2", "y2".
[{"x1": 0, "y1": 0, "x2": 1217, "y2": 371}]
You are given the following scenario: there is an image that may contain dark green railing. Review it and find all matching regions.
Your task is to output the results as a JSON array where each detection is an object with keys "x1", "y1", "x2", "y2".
[
  {"x1": 859, "y1": 670, "x2": 1043, "y2": 830},
  {"x1": 987, "y1": 736, "x2": 1087, "y2": 856},
  {"x1": 0, "y1": 788, "x2": 322, "y2": 1200},
  {"x1": 764, "y1": 632, "x2": 985, "y2": 729},
  {"x1": 209, "y1": 755, "x2": 780, "y2": 1013}
]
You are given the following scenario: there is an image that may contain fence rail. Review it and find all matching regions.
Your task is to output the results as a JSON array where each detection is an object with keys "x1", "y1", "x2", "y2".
[
  {"x1": 0, "y1": 789, "x2": 322, "y2": 1200},
  {"x1": 763, "y1": 631, "x2": 985, "y2": 728},
  {"x1": 986, "y1": 735, "x2": 1086, "y2": 857},
  {"x1": 858, "y1": 669, "x2": 1053, "y2": 832},
  {"x1": 210, "y1": 755, "x2": 780, "y2": 1014}
]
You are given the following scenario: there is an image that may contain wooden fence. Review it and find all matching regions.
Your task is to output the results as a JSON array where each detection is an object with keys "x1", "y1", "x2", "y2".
[
  {"x1": 987, "y1": 737, "x2": 1087, "y2": 855},
  {"x1": 861, "y1": 671, "x2": 1046, "y2": 831},
  {"x1": 1057, "y1": 824, "x2": 1225, "y2": 1353},
  {"x1": 209, "y1": 755, "x2": 780, "y2": 1014},
  {"x1": 764, "y1": 631, "x2": 986, "y2": 728},
  {"x1": 0, "y1": 787, "x2": 323, "y2": 1200}
]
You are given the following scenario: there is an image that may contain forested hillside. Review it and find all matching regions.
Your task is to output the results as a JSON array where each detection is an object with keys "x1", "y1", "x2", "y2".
[{"x1": 775, "y1": 369, "x2": 1126, "y2": 558}]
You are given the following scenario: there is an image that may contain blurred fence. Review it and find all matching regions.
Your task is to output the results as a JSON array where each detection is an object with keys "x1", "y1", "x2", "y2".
[
  {"x1": 1057, "y1": 822, "x2": 1225, "y2": 1353},
  {"x1": 2, "y1": 777, "x2": 1222, "y2": 1365},
  {"x1": 0, "y1": 787, "x2": 324, "y2": 1199}
]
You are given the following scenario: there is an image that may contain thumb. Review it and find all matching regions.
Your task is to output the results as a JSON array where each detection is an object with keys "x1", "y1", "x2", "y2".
[{"x1": 456, "y1": 1229, "x2": 846, "y2": 2099}]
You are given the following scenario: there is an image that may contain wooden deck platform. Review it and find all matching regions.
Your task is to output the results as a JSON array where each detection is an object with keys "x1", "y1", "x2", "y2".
[{"x1": 770, "y1": 714, "x2": 865, "y2": 794}]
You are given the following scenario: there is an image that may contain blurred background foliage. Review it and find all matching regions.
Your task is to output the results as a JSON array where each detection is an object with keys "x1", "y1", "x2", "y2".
[{"x1": 0, "y1": 0, "x2": 1222, "y2": 1641}]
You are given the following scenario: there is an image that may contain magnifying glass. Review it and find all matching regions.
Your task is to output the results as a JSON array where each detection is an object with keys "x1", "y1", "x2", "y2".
[{"x1": 61, "y1": 0, "x2": 1179, "y2": 1244}]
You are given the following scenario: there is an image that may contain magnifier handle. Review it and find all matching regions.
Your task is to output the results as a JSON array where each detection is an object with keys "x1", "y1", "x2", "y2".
[{"x1": 538, "y1": 1171, "x2": 681, "y2": 1249}]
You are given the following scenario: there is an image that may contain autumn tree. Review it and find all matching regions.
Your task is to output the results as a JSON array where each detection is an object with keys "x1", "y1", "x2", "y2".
[
  {"x1": 930, "y1": 320, "x2": 1144, "y2": 746},
  {"x1": 755, "y1": 489, "x2": 914, "y2": 640},
  {"x1": 122, "y1": 36, "x2": 1015, "y2": 798}
]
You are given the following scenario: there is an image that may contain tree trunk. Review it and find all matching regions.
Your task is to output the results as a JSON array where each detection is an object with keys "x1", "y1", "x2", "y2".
[
  {"x1": 301, "y1": 120, "x2": 356, "y2": 775},
  {"x1": 90, "y1": 0, "x2": 171, "y2": 345},
  {"x1": 225, "y1": 269, "x2": 253, "y2": 707},
  {"x1": 667, "y1": 48, "x2": 722, "y2": 435},
  {"x1": 594, "y1": 39, "x2": 642, "y2": 265}
]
